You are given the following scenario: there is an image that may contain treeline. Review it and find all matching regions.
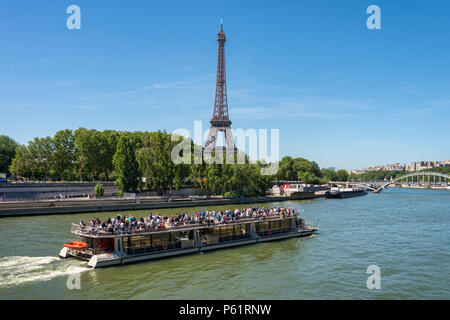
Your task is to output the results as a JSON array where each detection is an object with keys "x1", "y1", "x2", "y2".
[
  {"x1": 349, "y1": 170, "x2": 405, "y2": 181},
  {"x1": 276, "y1": 156, "x2": 349, "y2": 184},
  {"x1": 2, "y1": 129, "x2": 273, "y2": 196},
  {"x1": 349, "y1": 166, "x2": 450, "y2": 181},
  {"x1": 10, "y1": 129, "x2": 119, "y2": 181},
  {"x1": 2, "y1": 129, "x2": 352, "y2": 196},
  {"x1": 6, "y1": 129, "x2": 191, "y2": 196},
  {"x1": 425, "y1": 167, "x2": 450, "y2": 175}
]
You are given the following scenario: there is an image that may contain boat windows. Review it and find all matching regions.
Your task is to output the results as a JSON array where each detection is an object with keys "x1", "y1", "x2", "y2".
[
  {"x1": 200, "y1": 223, "x2": 252, "y2": 244},
  {"x1": 255, "y1": 219, "x2": 293, "y2": 236},
  {"x1": 123, "y1": 232, "x2": 185, "y2": 255}
]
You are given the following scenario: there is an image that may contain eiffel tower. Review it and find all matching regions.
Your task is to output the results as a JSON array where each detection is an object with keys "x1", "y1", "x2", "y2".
[{"x1": 204, "y1": 17, "x2": 236, "y2": 159}]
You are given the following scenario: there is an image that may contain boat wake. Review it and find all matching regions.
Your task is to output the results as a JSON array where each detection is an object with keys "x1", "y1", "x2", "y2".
[{"x1": 0, "y1": 256, "x2": 89, "y2": 289}]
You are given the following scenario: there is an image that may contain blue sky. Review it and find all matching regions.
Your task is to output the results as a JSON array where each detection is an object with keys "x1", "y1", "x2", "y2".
[{"x1": 1, "y1": 0, "x2": 449, "y2": 170}]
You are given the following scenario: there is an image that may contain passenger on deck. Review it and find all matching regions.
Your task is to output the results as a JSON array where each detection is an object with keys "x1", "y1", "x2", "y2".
[{"x1": 77, "y1": 206, "x2": 300, "y2": 235}]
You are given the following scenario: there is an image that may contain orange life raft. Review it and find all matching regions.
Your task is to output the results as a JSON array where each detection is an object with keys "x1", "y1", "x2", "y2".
[{"x1": 64, "y1": 240, "x2": 87, "y2": 250}]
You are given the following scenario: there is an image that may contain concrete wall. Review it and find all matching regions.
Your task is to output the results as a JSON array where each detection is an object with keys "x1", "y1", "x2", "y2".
[
  {"x1": 0, "y1": 183, "x2": 206, "y2": 201},
  {"x1": 0, "y1": 196, "x2": 293, "y2": 218},
  {"x1": 0, "y1": 182, "x2": 117, "y2": 201}
]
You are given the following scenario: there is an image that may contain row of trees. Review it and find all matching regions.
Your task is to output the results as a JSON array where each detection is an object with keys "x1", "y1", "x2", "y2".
[
  {"x1": 3, "y1": 129, "x2": 352, "y2": 196},
  {"x1": 349, "y1": 166, "x2": 450, "y2": 181},
  {"x1": 349, "y1": 170, "x2": 405, "y2": 181},
  {"x1": 276, "y1": 156, "x2": 349, "y2": 184},
  {"x1": 9, "y1": 129, "x2": 119, "y2": 181},
  {"x1": 6, "y1": 129, "x2": 189, "y2": 195}
]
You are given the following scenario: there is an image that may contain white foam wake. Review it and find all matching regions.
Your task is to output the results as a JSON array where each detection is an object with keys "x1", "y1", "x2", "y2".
[{"x1": 0, "y1": 256, "x2": 89, "y2": 288}]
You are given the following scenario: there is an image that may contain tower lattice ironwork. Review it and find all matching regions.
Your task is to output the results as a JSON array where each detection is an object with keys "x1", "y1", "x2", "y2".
[{"x1": 204, "y1": 17, "x2": 235, "y2": 158}]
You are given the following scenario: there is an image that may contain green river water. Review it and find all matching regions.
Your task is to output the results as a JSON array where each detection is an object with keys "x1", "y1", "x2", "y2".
[{"x1": 0, "y1": 188, "x2": 448, "y2": 299}]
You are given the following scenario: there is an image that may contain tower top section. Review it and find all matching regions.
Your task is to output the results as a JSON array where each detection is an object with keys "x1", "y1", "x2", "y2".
[{"x1": 217, "y1": 16, "x2": 226, "y2": 41}]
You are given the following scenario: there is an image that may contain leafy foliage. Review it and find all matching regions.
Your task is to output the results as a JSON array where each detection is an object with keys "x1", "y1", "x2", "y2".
[
  {"x1": 0, "y1": 135, "x2": 19, "y2": 175},
  {"x1": 7, "y1": 128, "x2": 357, "y2": 198},
  {"x1": 113, "y1": 134, "x2": 140, "y2": 193},
  {"x1": 94, "y1": 183, "x2": 105, "y2": 197}
]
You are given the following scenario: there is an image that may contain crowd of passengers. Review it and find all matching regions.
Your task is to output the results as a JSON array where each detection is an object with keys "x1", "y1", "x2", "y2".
[{"x1": 79, "y1": 207, "x2": 299, "y2": 234}]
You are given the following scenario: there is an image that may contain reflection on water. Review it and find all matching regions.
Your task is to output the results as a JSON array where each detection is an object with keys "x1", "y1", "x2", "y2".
[{"x1": 0, "y1": 188, "x2": 449, "y2": 299}]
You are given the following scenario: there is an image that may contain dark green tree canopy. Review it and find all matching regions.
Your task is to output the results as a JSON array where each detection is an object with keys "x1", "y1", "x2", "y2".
[
  {"x1": 0, "y1": 135, "x2": 19, "y2": 175},
  {"x1": 6, "y1": 128, "x2": 352, "y2": 196},
  {"x1": 113, "y1": 134, "x2": 140, "y2": 193}
]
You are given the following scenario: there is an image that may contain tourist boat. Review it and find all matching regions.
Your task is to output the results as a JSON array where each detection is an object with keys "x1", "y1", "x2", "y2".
[
  {"x1": 325, "y1": 187, "x2": 368, "y2": 199},
  {"x1": 59, "y1": 210, "x2": 318, "y2": 268}
]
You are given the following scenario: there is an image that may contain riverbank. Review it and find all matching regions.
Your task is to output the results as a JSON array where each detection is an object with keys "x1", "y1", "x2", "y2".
[{"x1": 0, "y1": 196, "x2": 303, "y2": 218}]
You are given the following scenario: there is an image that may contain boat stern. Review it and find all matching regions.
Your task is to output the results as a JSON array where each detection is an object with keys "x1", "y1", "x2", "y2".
[
  {"x1": 58, "y1": 247, "x2": 70, "y2": 258},
  {"x1": 88, "y1": 251, "x2": 124, "y2": 269}
]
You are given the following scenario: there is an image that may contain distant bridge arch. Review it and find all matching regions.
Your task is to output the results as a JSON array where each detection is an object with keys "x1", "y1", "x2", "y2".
[
  {"x1": 374, "y1": 172, "x2": 450, "y2": 193},
  {"x1": 350, "y1": 183, "x2": 377, "y2": 191}
]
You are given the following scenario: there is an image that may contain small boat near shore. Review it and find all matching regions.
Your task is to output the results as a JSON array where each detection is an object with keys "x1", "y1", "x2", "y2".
[
  {"x1": 59, "y1": 207, "x2": 318, "y2": 268},
  {"x1": 325, "y1": 187, "x2": 368, "y2": 199}
]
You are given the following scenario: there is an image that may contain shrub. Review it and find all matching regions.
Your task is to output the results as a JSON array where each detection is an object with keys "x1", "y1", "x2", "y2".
[{"x1": 94, "y1": 183, "x2": 105, "y2": 198}]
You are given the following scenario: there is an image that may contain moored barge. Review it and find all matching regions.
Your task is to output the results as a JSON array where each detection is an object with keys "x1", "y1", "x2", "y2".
[
  {"x1": 59, "y1": 208, "x2": 318, "y2": 268},
  {"x1": 325, "y1": 187, "x2": 368, "y2": 199}
]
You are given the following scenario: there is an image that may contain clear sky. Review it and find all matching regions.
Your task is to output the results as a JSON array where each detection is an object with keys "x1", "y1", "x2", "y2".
[{"x1": 1, "y1": 0, "x2": 449, "y2": 170}]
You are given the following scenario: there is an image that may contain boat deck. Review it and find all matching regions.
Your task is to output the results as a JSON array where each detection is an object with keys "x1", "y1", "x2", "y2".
[{"x1": 71, "y1": 214, "x2": 300, "y2": 238}]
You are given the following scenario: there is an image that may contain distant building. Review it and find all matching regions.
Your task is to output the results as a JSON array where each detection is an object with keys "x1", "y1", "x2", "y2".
[{"x1": 351, "y1": 159, "x2": 449, "y2": 173}]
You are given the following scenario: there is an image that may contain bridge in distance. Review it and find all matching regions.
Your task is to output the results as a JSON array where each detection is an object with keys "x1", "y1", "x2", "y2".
[{"x1": 335, "y1": 171, "x2": 450, "y2": 193}]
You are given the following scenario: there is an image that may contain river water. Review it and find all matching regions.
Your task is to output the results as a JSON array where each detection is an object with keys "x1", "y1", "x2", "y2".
[{"x1": 0, "y1": 188, "x2": 448, "y2": 300}]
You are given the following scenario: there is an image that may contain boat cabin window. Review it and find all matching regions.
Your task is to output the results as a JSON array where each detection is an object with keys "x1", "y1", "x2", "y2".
[
  {"x1": 84, "y1": 237, "x2": 114, "y2": 254},
  {"x1": 255, "y1": 218, "x2": 293, "y2": 236},
  {"x1": 122, "y1": 231, "x2": 193, "y2": 255},
  {"x1": 200, "y1": 223, "x2": 251, "y2": 244}
]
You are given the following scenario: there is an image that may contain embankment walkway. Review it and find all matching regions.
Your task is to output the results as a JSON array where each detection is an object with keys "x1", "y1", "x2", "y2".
[{"x1": 0, "y1": 196, "x2": 306, "y2": 218}]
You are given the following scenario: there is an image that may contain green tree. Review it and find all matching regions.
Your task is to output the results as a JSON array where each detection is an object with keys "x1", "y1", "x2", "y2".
[
  {"x1": 27, "y1": 137, "x2": 55, "y2": 179},
  {"x1": 99, "y1": 130, "x2": 119, "y2": 181},
  {"x1": 9, "y1": 145, "x2": 36, "y2": 179},
  {"x1": 53, "y1": 129, "x2": 75, "y2": 180},
  {"x1": 136, "y1": 131, "x2": 180, "y2": 196},
  {"x1": 203, "y1": 163, "x2": 227, "y2": 195},
  {"x1": 321, "y1": 168, "x2": 338, "y2": 182},
  {"x1": 0, "y1": 135, "x2": 19, "y2": 175},
  {"x1": 277, "y1": 156, "x2": 323, "y2": 184},
  {"x1": 94, "y1": 183, "x2": 105, "y2": 197},
  {"x1": 336, "y1": 169, "x2": 349, "y2": 182},
  {"x1": 74, "y1": 128, "x2": 103, "y2": 180},
  {"x1": 277, "y1": 156, "x2": 295, "y2": 180},
  {"x1": 113, "y1": 134, "x2": 140, "y2": 194}
]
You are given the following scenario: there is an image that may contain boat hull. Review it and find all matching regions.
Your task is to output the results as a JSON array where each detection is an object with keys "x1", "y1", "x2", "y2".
[
  {"x1": 80, "y1": 228, "x2": 317, "y2": 268},
  {"x1": 325, "y1": 190, "x2": 367, "y2": 199}
]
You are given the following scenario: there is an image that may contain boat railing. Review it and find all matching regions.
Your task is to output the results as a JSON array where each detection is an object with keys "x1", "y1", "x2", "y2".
[{"x1": 70, "y1": 214, "x2": 300, "y2": 237}]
